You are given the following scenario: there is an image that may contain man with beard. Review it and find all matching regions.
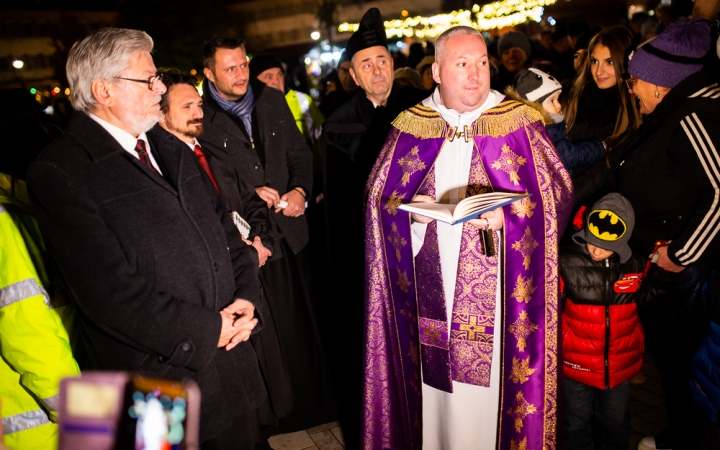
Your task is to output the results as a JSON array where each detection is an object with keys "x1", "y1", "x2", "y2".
[
  {"x1": 151, "y1": 68, "x2": 293, "y2": 432},
  {"x1": 320, "y1": 7, "x2": 426, "y2": 448},
  {"x1": 199, "y1": 37, "x2": 335, "y2": 431},
  {"x1": 26, "y1": 28, "x2": 266, "y2": 449}
]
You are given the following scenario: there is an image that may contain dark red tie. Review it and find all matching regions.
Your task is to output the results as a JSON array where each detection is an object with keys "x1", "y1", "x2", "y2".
[
  {"x1": 193, "y1": 144, "x2": 220, "y2": 193},
  {"x1": 135, "y1": 139, "x2": 159, "y2": 174}
]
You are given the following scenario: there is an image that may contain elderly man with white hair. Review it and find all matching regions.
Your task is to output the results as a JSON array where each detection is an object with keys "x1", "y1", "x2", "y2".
[
  {"x1": 26, "y1": 28, "x2": 267, "y2": 449},
  {"x1": 361, "y1": 26, "x2": 573, "y2": 449}
]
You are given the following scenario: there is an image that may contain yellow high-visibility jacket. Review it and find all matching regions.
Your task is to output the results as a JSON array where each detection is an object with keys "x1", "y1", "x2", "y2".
[
  {"x1": 0, "y1": 173, "x2": 80, "y2": 450},
  {"x1": 286, "y1": 90, "x2": 325, "y2": 175}
]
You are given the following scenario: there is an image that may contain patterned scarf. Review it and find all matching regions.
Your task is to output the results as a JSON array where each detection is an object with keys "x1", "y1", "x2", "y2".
[{"x1": 207, "y1": 80, "x2": 255, "y2": 138}]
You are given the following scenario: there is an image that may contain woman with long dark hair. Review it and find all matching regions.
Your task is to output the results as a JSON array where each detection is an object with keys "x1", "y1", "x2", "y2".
[{"x1": 564, "y1": 26, "x2": 641, "y2": 156}]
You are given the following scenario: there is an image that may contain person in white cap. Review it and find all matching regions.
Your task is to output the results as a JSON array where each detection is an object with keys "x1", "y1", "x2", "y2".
[{"x1": 507, "y1": 67, "x2": 605, "y2": 173}]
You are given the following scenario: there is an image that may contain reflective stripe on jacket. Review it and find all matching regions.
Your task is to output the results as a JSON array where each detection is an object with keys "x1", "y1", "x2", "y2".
[{"x1": 0, "y1": 173, "x2": 80, "y2": 448}]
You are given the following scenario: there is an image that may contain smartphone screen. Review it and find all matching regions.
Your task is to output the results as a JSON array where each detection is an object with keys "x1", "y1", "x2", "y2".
[{"x1": 118, "y1": 376, "x2": 196, "y2": 450}]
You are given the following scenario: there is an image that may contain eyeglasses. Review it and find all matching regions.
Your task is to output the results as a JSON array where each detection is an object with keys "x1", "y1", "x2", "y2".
[
  {"x1": 621, "y1": 73, "x2": 639, "y2": 90},
  {"x1": 115, "y1": 73, "x2": 164, "y2": 91}
]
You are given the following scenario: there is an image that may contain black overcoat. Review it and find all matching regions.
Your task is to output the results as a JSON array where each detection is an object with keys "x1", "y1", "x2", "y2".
[
  {"x1": 199, "y1": 80, "x2": 313, "y2": 257},
  {"x1": 27, "y1": 112, "x2": 266, "y2": 442}
]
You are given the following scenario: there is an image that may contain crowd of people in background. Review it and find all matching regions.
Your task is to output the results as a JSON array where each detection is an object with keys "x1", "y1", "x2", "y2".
[{"x1": 1, "y1": 1, "x2": 720, "y2": 450}]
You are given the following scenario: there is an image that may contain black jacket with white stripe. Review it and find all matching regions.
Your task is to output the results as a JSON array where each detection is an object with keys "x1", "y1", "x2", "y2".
[{"x1": 574, "y1": 68, "x2": 720, "y2": 266}]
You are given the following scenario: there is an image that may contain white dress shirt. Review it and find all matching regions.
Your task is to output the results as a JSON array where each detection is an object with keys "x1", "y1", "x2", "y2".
[{"x1": 88, "y1": 113, "x2": 163, "y2": 175}]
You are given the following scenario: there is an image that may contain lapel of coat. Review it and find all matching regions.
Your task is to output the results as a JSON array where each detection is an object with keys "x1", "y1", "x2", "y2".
[
  {"x1": 146, "y1": 127, "x2": 186, "y2": 196},
  {"x1": 67, "y1": 112, "x2": 177, "y2": 194}
]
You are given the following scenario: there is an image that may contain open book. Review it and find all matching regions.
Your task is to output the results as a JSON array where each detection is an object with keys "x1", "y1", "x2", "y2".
[{"x1": 398, "y1": 192, "x2": 530, "y2": 225}]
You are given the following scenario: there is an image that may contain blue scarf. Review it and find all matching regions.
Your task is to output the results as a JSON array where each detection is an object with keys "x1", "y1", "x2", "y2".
[{"x1": 208, "y1": 80, "x2": 255, "y2": 138}]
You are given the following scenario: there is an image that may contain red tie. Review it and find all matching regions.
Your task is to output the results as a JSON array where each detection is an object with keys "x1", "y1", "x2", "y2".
[
  {"x1": 193, "y1": 144, "x2": 220, "y2": 193},
  {"x1": 135, "y1": 139, "x2": 159, "y2": 174}
]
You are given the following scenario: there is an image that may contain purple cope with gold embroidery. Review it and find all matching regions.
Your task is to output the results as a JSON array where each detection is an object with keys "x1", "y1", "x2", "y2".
[{"x1": 362, "y1": 100, "x2": 573, "y2": 450}]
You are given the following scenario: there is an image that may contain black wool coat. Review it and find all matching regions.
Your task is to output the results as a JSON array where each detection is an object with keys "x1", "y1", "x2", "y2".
[
  {"x1": 148, "y1": 125, "x2": 274, "y2": 255},
  {"x1": 199, "y1": 80, "x2": 313, "y2": 257},
  {"x1": 27, "y1": 112, "x2": 266, "y2": 442}
]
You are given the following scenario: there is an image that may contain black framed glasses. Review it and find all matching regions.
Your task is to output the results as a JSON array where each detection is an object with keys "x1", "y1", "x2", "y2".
[
  {"x1": 115, "y1": 73, "x2": 164, "y2": 91},
  {"x1": 621, "y1": 73, "x2": 639, "y2": 90}
]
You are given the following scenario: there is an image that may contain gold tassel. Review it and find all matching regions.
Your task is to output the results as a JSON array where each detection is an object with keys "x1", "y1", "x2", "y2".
[
  {"x1": 392, "y1": 105, "x2": 447, "y2": 139},
  {"x1": 393, "y1": 100, "x2": 544, "y2": 140},
  {"x1": 472, "y1": 101, "x2": 544, "y2": 138}
]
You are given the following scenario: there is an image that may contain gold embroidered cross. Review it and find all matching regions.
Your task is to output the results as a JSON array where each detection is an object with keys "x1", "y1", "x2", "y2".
[
  {"x1": 423, "y1": 321, "x2": 442, "y2": 346},
  {"x1": 398, "y1": 146, "x2": 426, "y2": 187},
  {"x1": 458, "y1": 316, "x2": 487, "y2": 341},
  {"x1": 508, "y1": 310, "x2": 538, "y2": 352},
  {"x1": 511, "y1": 226, "x2": 538, "y2": 270},
  {"x1": 490, "y1": 144, "x2": 527, "y2": 186}
]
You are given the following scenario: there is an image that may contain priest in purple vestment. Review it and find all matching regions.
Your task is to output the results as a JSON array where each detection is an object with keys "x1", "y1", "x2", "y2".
[{"x1": 362, "y1": 26, "x2": 573, "y2": 449}]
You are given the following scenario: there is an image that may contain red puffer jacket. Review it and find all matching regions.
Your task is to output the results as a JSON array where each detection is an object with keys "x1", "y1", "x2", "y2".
[{"x1": 560, "y1": 242, "x2": 645, "y2": 390}]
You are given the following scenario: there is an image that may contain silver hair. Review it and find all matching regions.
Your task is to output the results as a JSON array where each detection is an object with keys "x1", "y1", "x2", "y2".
[
  {"x1": 435, "y1": 26, "x2": 484, "y2": 63},
  {"x1": 66, "y1": 28, "x2": 154, "y2": 112}
]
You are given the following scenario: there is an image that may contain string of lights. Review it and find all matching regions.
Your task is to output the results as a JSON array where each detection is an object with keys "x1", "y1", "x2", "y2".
[{"x1": 337, "y1": 0, "x2": 557, "y2": 39}]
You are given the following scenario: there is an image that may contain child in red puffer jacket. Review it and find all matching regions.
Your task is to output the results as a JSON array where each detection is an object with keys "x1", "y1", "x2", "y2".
[{"x1": 560, "y1": 193, "x2": 646, "y2": 450}]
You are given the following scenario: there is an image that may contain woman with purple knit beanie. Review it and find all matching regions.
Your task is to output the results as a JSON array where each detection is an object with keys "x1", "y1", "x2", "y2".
[{"x1": 573, "y1": 17, "x2": 720, "y2": 450}]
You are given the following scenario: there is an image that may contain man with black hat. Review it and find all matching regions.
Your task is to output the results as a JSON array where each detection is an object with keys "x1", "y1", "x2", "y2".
[{"x1": 320, "y1": 7, "x2": 426, "y2": 447}]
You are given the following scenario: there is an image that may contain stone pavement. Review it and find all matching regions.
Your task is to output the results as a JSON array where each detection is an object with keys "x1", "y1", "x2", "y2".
[
  {"x1": 268, "y1": 421, "x2": 345, "y2": 450},
  {"x1": 267, "y1": 353, "x2": 667, "y2": 450},
  {"x1": 629, "y1": 354, "x2": 668, "y2": 450}
]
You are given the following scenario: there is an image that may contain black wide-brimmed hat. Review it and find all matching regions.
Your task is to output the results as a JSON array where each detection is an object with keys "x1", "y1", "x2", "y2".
[{"x1": 345, "y1": 8, "x2": 387, "y2": 62}]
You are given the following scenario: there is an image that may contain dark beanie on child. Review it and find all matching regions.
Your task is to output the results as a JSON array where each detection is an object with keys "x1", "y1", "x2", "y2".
[
  {"x1": 249, "y1": 54, "x2": 283, "y2": 79},
  {"x1": 573, "y1": 193, "x2": 635, "y2": 264},
  {"x1": 497, "y1": 31, "x2": 531, "y2": 58},
  {"x1": 344, "y1": 8, "x2": 388, "y2": 62},
  {"x1": 628, "y1": 18, "x2": 711, "y2": 88}
]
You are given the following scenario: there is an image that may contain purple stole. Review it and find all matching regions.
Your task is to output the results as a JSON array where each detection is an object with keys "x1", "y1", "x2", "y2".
[{"x1": 362, "y1": 100, "x2": 573, "y2": 450}]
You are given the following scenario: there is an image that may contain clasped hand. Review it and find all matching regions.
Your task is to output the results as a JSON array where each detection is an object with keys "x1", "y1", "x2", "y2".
[
  {"x1": 217, "y1": 299, "x2": 258, "y2": 351},
  {"x1": 242, "y1": 236, "x2": 272, "y2": 267},
  {"x1": 409, "y1": 194, "x2": 505, "y2": 231}
]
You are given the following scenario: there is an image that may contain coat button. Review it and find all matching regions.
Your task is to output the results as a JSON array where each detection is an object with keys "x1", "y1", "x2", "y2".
[
  {"x1": 158, "y1": 356, "x2": 165, "y2": 363},
  {"x1": 254, "y1": 163, "x2": 260, "y2": 170},
  {"x1": 244, "y1": 142, "x2": 250, "y2": 148},
  {"x1": 182, "y1": 343, "x2": 191, "y2": 351}
]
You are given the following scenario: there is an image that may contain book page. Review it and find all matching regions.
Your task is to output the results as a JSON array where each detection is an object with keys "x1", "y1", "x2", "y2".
[
  {"x1": 397, "y1": 202, "x2": 457, "y2": 224},
  {"x1": 454, "y1": 193, "x2": 528, "y2": 220}
]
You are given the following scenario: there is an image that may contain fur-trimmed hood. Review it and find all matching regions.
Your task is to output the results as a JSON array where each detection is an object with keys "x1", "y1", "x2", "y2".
[{"x1": 503, "y1": 86, "x2": 554, "y2": 126}]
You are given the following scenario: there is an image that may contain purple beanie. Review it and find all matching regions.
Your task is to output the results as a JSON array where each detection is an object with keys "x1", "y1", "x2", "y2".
[{"x1": 628, "y1": 18, "x2": 711, "y2": 88}]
